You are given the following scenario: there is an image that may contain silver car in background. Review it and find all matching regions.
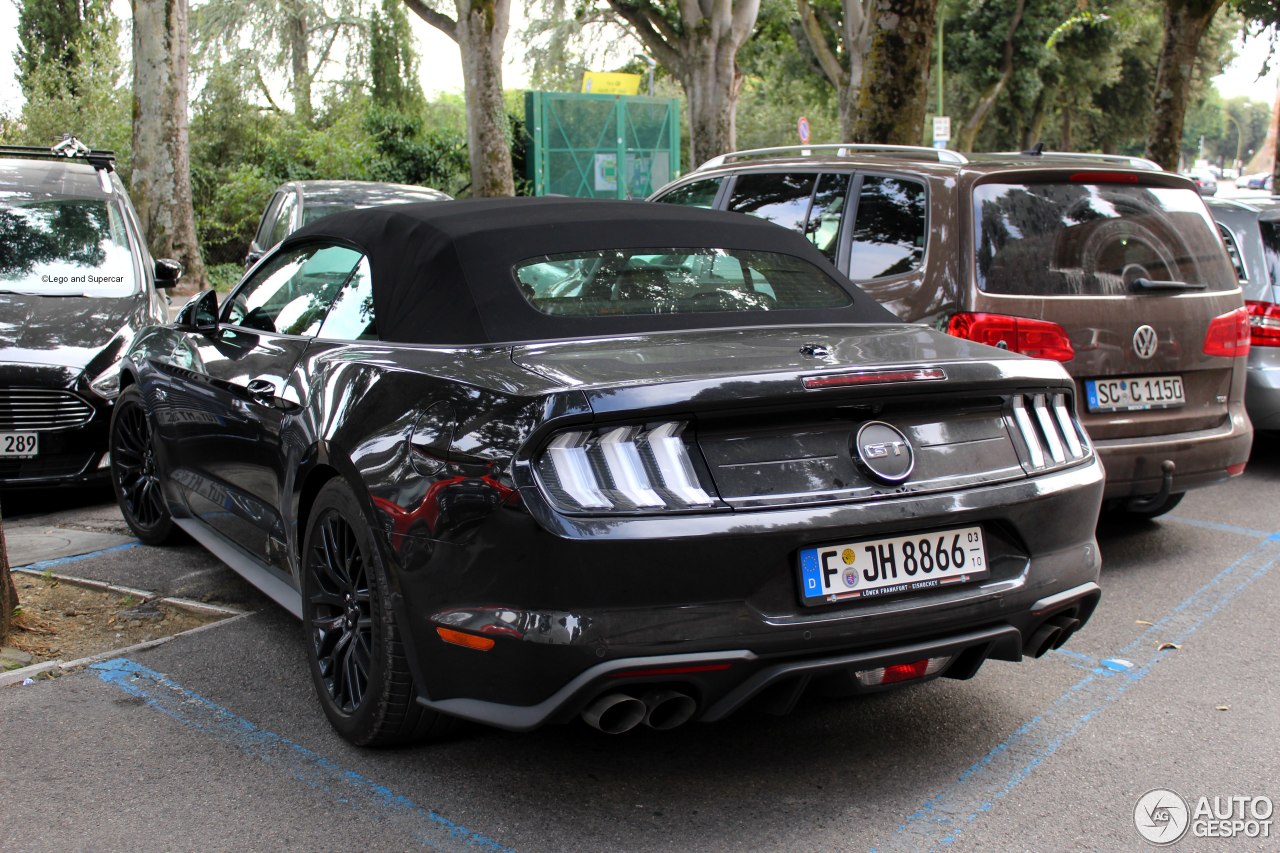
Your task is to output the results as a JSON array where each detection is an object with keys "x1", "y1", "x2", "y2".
[{"x1": 1208, "y1": 197, "x2": 1280, "y2": 429}]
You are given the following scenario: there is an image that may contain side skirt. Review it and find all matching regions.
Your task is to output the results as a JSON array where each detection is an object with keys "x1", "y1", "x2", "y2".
[{"x1": 174, "y1": 517, "x2": 303, "y2": 618}]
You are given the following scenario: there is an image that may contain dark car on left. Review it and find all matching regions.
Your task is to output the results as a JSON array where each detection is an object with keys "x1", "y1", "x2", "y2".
[{"x1": 0, "y1": 140, "x2": 180, "y2": 487}]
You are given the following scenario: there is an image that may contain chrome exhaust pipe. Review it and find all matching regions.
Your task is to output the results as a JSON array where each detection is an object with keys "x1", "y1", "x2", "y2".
[
  {"x1": 581, "y1": 693, "x2": 646, "y2": 734},
  {"x1": 641, "y1": 689, "x2": 697, "y2": 730}
]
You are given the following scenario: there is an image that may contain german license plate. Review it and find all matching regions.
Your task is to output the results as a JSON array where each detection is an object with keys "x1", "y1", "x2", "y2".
[
  {"x1": 1085, "y1": 375, "x2": 1185, "y2": 412},
  {"x1": 799, "y1": 526, "x2": 988, "y2": 606},
  {"x1": 0, "y1": 432, "x2": 38, "y2": 457}
]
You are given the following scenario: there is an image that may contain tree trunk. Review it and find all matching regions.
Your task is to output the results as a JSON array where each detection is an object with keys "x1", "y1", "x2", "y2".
[
  {"x1": 606, "y1": 0, "x2": 759, "y2": 167},
  {"x1": 1144, "y1": 0, "x2": 1224, "y2": 170},
  {"x1": 457, "y1": 0, "x2": 514, "y2": 197},
  {"x1": 1270, "y1": 84, "x2": 1280, "y2": 189},
  {"x1": 954, "y1": 0, "x2": 1024, "y2": 153},
  {"x1": 404, "y1": 0, "x2": 514, "y2": 197},
  {"x1": 285, "y1": 0, "x2": 313, "y2": 125},
  {"x1": 851, "y1": 0, "x2": 939, "y2": 145},
  {"x1": 131, "y1": 0, "x2": 208, "y2": 292},
  {"x1": 680, "y1": 31, "x2": 743, "y2": 166},
  {"x1": 0, "y1": 514, "x2": 15, "y2": 647},
  {"x1": 1022, "y1": 84, "x2": 1052, "y2": 151}
]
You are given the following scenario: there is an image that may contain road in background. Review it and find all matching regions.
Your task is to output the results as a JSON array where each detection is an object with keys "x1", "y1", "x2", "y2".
[{"x1": 1, "y1": 440, "x2": 1278, "y2": 852}]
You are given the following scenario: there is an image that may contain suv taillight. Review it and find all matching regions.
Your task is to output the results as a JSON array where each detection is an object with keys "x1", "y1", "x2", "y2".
[
  {"x1": 1245, "y1": 301, "x2": 1280, "y2": 347},
  {"x1": 1203, "y1": 307, "x2": 1251, "y2": 357},
  {"x1": 947, "y1": 313, "x2": 1075, "y2": 362}
]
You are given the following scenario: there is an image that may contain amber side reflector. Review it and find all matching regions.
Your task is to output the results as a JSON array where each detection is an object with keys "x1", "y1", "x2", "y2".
[
  {"x1": 802, "y1": 368, "x2": 946, "y2": 390},
  {"x1": 437, "y1": 627, "x2": 496, "y2": 651}
]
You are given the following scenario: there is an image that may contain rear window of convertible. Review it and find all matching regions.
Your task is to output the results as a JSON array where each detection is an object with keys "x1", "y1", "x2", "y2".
[
  {"x1": 973, "y1": 182, "x2": 1237, "y2": 295},
  {"x1": 514, "y1": 248, "x2": 852, "y2": 317}
]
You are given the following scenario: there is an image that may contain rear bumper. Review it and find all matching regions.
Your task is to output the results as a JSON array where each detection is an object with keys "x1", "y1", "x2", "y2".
[
  {"x1": 1093, "y1": 404, "x2": 1252, "y2": 499},
  {"x1": 1246, "y1": 358, "x2": 1280, "y2": 431},
  {"x1": 416, "y1": 583, "x2": 1101, "y2": 731},
  {"x1": 387, "y1": 458, "x2": 1106, "y2": 730}
]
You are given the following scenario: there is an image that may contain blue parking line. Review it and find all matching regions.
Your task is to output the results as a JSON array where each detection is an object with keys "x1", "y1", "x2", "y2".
[
  {"x1": 91, "y1": 658, "x2": 516, "y2": 853},
  {"x1": 1162, "y1": 514, "x2": 1273, "y2": 539},
  {"x1": 872, "y1": 530, "x2": 1280, "y2": 852},
  {"x1": 14, "y1": 541, "x2": 142, "y2": 572}
]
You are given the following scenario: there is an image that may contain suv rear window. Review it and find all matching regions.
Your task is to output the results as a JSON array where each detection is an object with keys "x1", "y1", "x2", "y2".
[{"x1": 974, "y1": 182, "x2": 1236, "y2": 295}]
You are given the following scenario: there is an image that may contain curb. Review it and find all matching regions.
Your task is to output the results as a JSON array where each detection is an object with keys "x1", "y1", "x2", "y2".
[{"x1": 0, "y1": 568, "x2": 247, "y2": 688}]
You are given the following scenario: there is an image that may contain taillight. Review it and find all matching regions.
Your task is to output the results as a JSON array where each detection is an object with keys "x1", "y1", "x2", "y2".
[
  {"x1": 1203, "y1": 307, "x2": 1251, "y2": 357},
  {"x1": 947, "y1": 313, "x2": 1075, "y2": 361},
  {"x1": 536, "y1": 421, "x2": 719, "y2": 513},
  {"x1": 1245, "y1": 301, "x2": 1280, "y2": 347}
]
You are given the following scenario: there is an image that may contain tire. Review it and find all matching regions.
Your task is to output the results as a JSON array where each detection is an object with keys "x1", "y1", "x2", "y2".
[
  {"x1": 110, "y1": 385, "x2": 178, "y2": 545},
  {"x1": 301, "y1": 479, "x2": 455, "y2": 746},
  {"x1": 1113, "y1": 491, "x2": 1184, "y2": 520}
]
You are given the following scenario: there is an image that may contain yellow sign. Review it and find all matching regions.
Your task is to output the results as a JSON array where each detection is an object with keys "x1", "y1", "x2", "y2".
[{"x1": 581, "y1": 72, "x2": 643, "y2": 96}]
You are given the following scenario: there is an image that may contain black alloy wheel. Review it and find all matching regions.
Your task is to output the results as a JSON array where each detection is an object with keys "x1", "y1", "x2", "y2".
[
  {"x1": 302, "y1": 479, "x2": 454, "y2": 746},
  {"x1": 110, "y1": 385, "x2": 177, "y2": 545}
]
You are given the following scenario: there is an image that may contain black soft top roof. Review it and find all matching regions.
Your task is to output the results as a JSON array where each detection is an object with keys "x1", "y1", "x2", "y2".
[{"x1": 283, "y1": 197, "x2": 895, "y2": 345}]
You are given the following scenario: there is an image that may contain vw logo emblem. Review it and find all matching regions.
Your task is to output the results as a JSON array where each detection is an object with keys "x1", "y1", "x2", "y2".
[
  {"x1": 853, "y1": 421, "x2": 914, "y2": 484},
  {"x1": 1133, "y1": 325, "x2": 1159, "y2": 359}
]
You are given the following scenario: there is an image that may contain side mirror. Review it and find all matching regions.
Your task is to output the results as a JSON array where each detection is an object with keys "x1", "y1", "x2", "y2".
[
  {"x1": 154, "y1": 258, "x2": 183, "y2": 288},
  {"x1": 175, "y1": 289, "x2": 218, "y2": 334}
]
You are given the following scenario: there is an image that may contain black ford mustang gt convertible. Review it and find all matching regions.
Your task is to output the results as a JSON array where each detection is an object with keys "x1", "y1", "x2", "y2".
[{"x1": 110, "y1": 198, "x2": 1104, "y2": 745}]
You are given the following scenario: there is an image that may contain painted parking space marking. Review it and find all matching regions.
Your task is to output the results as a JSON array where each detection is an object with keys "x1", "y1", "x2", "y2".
[
  {"x1": 873, "y1": 528, "x2": 1280, "y2": 852},
  {"x1": 91, "y1": 658, "x2": 516, "y2": 853},
  {"x1": 13, "y1": 540, "x2": 142, "y2": 572}
]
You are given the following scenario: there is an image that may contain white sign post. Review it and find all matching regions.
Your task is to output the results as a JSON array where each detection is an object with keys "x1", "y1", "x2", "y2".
[{"x1": 933, "y1": 116, "x2": 951, "y2": 149}]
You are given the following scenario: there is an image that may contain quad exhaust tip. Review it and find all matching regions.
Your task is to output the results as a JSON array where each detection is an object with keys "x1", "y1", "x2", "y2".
[{"x1": 582, "y1": 690, "x2": 697, "y2": 733}]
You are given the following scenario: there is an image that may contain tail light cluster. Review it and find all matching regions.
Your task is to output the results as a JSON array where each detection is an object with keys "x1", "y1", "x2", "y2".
[
  {"x1": 947, "y1": 313, "x2": 1075, "y2": 362},
  {"x1": 535, "y1": 421, "x2": 719, "y2": 514},
  {"x1": 1203, "y1": 307, "x2": 1251, "y2": 357},
  {"x1": 1010, "y1": 393, "x2": 1091, "y2": 472},
  {"x1": 1245, "y1": 301, "x2": 1280, "y2": 348}
]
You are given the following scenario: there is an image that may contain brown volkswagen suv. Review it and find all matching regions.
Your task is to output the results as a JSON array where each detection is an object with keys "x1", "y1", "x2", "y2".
[{"x1": 651, "y1": 146, "x2": 1251, "y2": 517}]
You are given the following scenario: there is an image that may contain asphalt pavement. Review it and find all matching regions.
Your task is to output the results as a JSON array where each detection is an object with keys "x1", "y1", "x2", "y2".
[{"x1": 1, "y1": 442, "x2": 1278, "y2": 852}]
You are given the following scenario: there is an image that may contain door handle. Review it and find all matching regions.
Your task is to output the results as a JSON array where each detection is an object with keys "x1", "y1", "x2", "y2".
[{"x1": 245, "y1": 378, "x2": 279, "y2": 404}]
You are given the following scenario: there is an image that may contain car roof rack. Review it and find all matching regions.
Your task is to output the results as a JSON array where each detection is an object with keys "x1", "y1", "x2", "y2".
[
  {"x1": 0, "y1": 136, "x2": 117, "y2": 193},
  {"x1": 0, "y1": 136, "x2": 117, "y2": 171},
  {"x1": 989, "y1": 148, "x2": 1164, "y2": 171},
  {"x1": 697, "y1": 143, "x2": 969, "y2": 171}
]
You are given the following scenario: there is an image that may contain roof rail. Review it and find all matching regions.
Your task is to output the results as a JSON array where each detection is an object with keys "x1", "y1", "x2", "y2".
[
  {"x1": 991, "y1": 149, "x2": 1164, "y2": 172},
  {"x1": 0, "y1": 136, "x2": 117, "y2": 173},
  {"x1": 697, "y1": 143, "x2": 969, "y2": 171}
]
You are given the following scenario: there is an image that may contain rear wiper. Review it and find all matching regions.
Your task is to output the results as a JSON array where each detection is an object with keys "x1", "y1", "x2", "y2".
[{"x1": 1131, "y1": 278, "x2": 1207, "y2": 292}]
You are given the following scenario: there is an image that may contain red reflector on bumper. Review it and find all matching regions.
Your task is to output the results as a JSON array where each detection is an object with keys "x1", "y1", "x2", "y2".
[{"x1": 1228, "y1": 462, "x2": 1247, "y2": 476}]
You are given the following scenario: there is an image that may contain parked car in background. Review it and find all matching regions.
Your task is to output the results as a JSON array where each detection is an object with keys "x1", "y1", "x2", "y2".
[
  {"x1": 111, "y1": 198, "x2": 1104, "y2": 745},
  {"x1": 0, "y1": 139, "x2": 179, "y2": 488},
  {"x1": 1186, "y1": 170, "x2": 1218, "y2": 196},
  {"x1": 244, "y1": 180, "x2": 451, "y2": 268},
  {"x1": 652, "y1": 145, "x2": 1252, "y2": 518},
  {"x1": 1207, "y1": 196, "x2": 1280, "y2": 430},
  {"x1": 1242, "y1": 172, "x2": 1275, "y2": 191}
]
